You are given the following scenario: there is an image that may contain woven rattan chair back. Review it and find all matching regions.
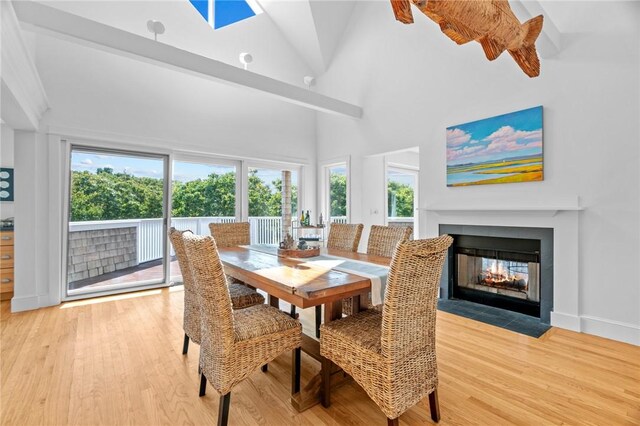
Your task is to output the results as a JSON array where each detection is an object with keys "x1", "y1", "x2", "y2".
[
  {"x1": 327, "y1": 223, "x2": 364, "y2": 252},
  {"x1": 366, "y1": 225, "x2": 413, "y2": 258},
  {"x1": 183, "y1": 234, "x2": 235, "y2": 358},
  {"x1": 380, "y1": 235, "x2": 453, "y2": 358},
  {"x1": 209, "y1": 222, "x2": 250, "y2": 247},
  {"x1": 169, "y1": 227, "x2": 201, "y2": 344}
]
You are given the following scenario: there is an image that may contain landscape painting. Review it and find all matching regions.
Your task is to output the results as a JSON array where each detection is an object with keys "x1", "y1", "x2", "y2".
[{"x1": 446, "y1": 106, "x2": 543, "y2": 187}]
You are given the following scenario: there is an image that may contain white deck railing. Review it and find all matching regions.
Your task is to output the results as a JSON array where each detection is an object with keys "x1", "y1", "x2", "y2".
[
  {"x1": 69, "y1": 216, "x2": 415, "y2": 265},
  {"x1": 70, "y1": 216, "x2": 284, "y2": 264}
]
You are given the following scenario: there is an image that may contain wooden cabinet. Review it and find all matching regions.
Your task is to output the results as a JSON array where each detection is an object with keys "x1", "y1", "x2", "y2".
[{"x1": 0, "y1": 230, "x2": 14, "y2": 301}]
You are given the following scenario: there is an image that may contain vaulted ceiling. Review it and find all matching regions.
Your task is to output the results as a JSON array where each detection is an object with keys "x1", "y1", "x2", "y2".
[{"x1": 258, "y1": 0, "x2": 356, "y2": 75}]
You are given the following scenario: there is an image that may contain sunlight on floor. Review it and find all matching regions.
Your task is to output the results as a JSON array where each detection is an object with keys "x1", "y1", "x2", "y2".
[{"x1": 60, "y1": 289, "x2": 163, "y2": 309}]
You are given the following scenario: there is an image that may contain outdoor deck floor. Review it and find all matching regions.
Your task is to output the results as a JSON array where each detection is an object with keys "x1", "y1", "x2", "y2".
[{"x1": 69, "y1": 259, "x2": 182, "y2": 290}]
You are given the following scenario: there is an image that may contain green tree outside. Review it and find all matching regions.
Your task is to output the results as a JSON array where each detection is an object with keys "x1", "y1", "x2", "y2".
[
  {"x1": 387, "y1": 180, "x2": 414, "y2": 217},
  {"x1": 70, "y1": 169, "x2": 412, "y2": 221},
  {"x1": 329, "y1": 174, "x2": 347, "y2": 217},
  {"x1": 70, "y1": 169, "x2": 299, "y2": 221}
]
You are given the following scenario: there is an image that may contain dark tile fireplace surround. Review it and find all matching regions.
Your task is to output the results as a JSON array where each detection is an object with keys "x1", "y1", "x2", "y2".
[{"x1": 439, "y1": 225, "x2": 554, "y2": 334}]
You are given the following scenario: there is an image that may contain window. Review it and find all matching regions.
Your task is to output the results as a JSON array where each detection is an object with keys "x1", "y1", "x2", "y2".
[
  {"x1": 386, "y1": 166, "x2": 418, "y2": 234},
  {"x1": 247, "y1": 166, "x2": 298, "y2": 244},
  {"x1": 188, "y1": 0, "x2": 262, "y2": 29},
  {"x1": 323, "y1": 162, "x2": 348, "y2": 224},
  {"x1": 66, "y1": 148, "x2": 169, "y2": 297},
  {"x1": 170, "y1": 159, "x2": 238, "y2": 283},
  {"x1": 172, "y1": 161, "x2": 237, "y2": 222}
]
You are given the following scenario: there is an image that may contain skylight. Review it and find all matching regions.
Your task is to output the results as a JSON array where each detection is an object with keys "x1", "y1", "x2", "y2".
[{"x1": 189, "y1": 0, "x2": 262, "y2": 29}]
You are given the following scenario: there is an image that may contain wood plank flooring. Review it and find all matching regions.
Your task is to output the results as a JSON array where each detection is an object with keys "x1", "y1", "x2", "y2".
[{"x1": 1, "y1": 287, "x2": 639, "y2": 425}]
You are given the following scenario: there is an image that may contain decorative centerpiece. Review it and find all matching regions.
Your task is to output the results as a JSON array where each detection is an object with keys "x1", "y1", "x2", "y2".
[{"x1": 278, "y1": 233, "x2": 320, "y2": 258}]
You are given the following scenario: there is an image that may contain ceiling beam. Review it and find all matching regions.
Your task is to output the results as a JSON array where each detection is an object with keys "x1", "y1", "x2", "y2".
[
  {"x1": 1, "y1": 1, "x2": 49, "y2": 130},
  {"x1": 13, "y1": 1, "x2": 363, "y2": 119}
]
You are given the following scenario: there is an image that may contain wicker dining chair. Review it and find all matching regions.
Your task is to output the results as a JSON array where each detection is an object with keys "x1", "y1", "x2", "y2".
[
  {"x1": 320, "y1": 223, "x2": 364, "y2": 332},
  {"x1": 327, "y1": 223, "x2": 364, "y2": 252},
  {"x1": 209, "y1": 222, "x2": 251, "y2": 285},
  {"x1": 183, "y1": 233, "x2": 302, "y2": 426},
  {"x1": 169, "y1": 228, "x2": 265, "y2": 356},
  {"x1": 342, "y1": 225, "x2": 414, "y2": 315},
  {"x1": 320, "y1": 235, "x2": 453, "y2": 426},
  {"x1": 367, "y1": 225, "x2": 413, "y2": 258}
]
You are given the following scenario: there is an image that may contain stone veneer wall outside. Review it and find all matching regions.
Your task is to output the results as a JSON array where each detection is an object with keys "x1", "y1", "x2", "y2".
[{"x1": 67, "y1": 227, "x2": 137, "y2": 283}]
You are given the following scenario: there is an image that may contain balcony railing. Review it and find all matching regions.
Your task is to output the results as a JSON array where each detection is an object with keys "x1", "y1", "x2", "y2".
[
  {"x1": 69, "y1": 216, "x2": 285, "y2": 265},
  {"x1": 66, "y1": 215, "x2": 416, "y2": 284}
]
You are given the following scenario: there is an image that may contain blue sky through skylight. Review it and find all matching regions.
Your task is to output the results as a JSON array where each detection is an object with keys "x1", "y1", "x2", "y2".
[{"x1": 188, "y1": 0, "x2": 260, "y2": 29}]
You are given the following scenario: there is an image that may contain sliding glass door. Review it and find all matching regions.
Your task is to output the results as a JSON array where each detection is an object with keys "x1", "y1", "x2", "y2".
[
  {"x1": 170, "y1": 159, "x2": 239, "y2": 283},
  {"x1": 66, "y1": 147, "x2": 169, "y2": 297}
]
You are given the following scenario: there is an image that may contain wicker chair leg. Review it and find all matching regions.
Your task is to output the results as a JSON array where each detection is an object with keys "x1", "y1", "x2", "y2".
[
  {"x1": 291, "y1": 347, "x2": 301, "y2": 395},
  {"x1": 182, "y1": 334, "x2": 189, "y2": 355},
  {"x1": 315, "y1": 305, "x2": 322, "y2": 338},
  {"x1": 321, "y1": 357, "x2": 332, "y2": 408},
  {"x1": 428, "y1": 389, "x2": 440, "y2": 422},
  {"x1": 217, "y1": 393, "x2": 231, "y2": 426},
  {"x1": 387, "y1": 418, "x2": 399, "y2": 426},
  {"x1": 199, "y1": 373, "x2": 207, "y2": 397}
]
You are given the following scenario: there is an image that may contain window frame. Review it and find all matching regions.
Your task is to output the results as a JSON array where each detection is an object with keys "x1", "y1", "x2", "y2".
[{"x1": 320, "y1": 156, "x2": 350, "y2": 224}]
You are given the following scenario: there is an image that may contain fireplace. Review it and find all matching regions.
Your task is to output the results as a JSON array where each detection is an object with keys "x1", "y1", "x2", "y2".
[
  {"x1": 453, "y1": 235, "x2": 540, "y2": 317},
  {"x1": 440, "y1": 225, "x2": 554, "y2": 323}
]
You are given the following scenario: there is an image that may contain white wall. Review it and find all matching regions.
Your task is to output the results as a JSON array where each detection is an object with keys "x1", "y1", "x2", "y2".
[
  {"x1": 0, "y1": 124, "x2": 15, "y2": 219},
  {"x1": 317, "y1": 1, "x2": 640, "y2": 344}
]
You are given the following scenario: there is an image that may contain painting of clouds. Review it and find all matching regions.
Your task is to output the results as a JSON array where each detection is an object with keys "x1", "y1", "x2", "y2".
[{"x1": 446, "y1": 106, "x2": 543, "y2": 187}]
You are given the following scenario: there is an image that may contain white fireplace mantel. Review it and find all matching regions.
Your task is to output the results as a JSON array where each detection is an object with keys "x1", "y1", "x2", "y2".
[{"x1": 421, "y1": 196, "x2": 583, "y2": 217}]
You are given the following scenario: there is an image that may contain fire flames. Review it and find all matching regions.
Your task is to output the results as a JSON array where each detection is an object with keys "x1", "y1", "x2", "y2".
[{"x1": 482, "y1": 260, "x2": 527, "y2": 290}]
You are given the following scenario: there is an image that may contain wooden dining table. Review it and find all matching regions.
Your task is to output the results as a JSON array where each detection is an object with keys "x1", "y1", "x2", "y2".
[{"x1": 216, "y1": 245, "x2": 391, "y2": 412}]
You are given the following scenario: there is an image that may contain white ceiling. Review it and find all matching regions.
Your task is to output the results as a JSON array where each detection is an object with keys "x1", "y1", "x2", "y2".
[
  {"x1": 39, "y1": 0, "x2": 314, "y2": 85},
  {"x1": 39, "y1": 0, "x2": 360, "y2": 79},
  {"x1": 258, "y1": 0, "x2": 356, "y2": 75}
]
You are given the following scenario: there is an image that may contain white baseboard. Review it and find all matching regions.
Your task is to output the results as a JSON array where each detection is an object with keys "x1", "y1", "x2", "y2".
[
  {"x1": 550, "y1": 311, "x2": 581, "y2": 331},
  {"x1": 551, "y1": 311, "x2": 639, "y2": 346},
  {"x1": 38, "y1": 294, "x2": 60, "y2": 308},
  {"x1": 580, "y1": 315, "x2": 640, "y2": 346},
  {"x1": 10, "y1": 295, "x2": 39, "y2": 312}
]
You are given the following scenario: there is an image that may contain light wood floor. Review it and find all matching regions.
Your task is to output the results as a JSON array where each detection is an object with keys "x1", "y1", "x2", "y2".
[{"x1": 1, "y1": 288, "x2": 639, "y2": 425}]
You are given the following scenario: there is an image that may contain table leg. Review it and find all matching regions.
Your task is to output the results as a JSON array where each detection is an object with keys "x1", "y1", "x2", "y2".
[
  {"x1": 320, "y1": 300, "x2": 342, "y2": 408},
  {"x1": 268, "y1": 294, "x2": 279, "y2": 309},
  {"x1": 351, "y1": 295, "x2": 362, "y2": 314},
  {"x1": 315, "y1": 305, "x2": 322, "y2": 338},
  {"x1": 291, "y1": 300, "x2": 346, "y2": 412}
]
